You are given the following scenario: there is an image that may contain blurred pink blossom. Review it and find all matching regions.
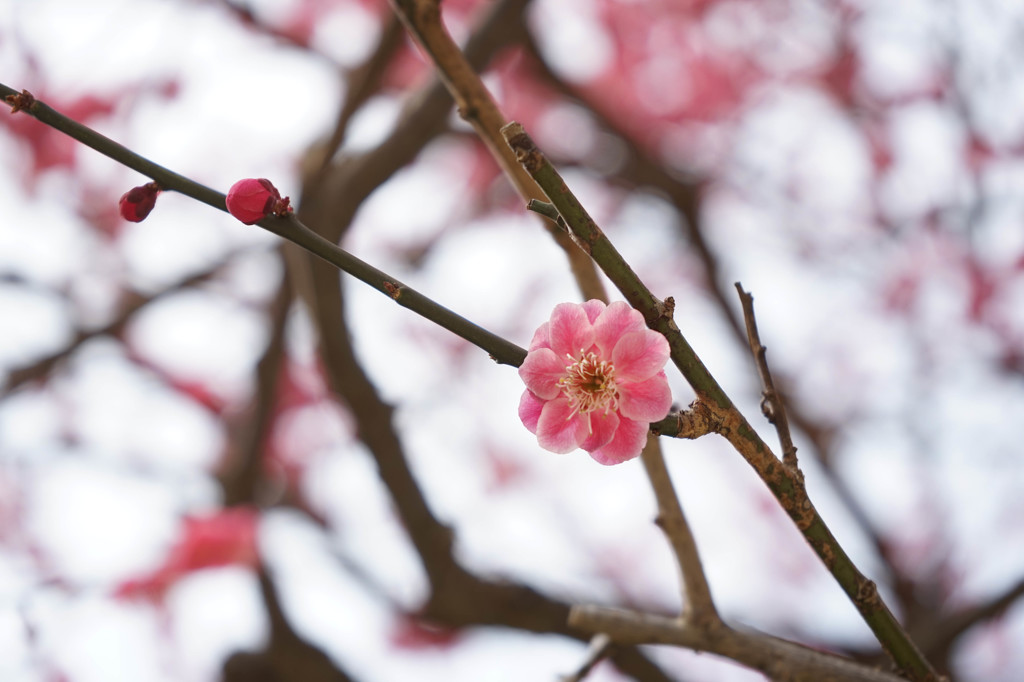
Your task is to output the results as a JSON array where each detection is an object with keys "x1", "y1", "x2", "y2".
[
  {"x1": 115, "y1": 507, "x2": 260, "y2": 601},
  {"x1": 518, "y1": 300, "x2": 672, "y2": 465}
]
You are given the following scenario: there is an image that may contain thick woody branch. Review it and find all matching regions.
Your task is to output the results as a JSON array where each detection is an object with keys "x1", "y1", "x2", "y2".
[
  {"x1": 502, "y1": 121, "x2": 940, "y2": 682},
  {"x1": 219, "y1": 264, "x2": 293, "y2": 507},
  {"x1": 570, "y1": 606, "x2": 909, "y2": 682},
  {"x1": 515, "y1": 43, "x2": 910, "y2": 613}
]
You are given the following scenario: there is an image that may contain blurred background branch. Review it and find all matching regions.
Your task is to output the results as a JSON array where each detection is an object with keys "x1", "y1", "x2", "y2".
[{"x1": 2, "y1": 1, "x2": 1023, "y2": 681}]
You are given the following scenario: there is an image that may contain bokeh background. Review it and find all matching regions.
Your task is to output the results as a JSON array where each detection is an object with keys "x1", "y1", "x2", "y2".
[{"x1": 2, "y1": 0, "x2": 1024, "y2": 680}]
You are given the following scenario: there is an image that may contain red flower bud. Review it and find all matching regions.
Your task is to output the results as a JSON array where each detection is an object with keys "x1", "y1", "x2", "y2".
[
  {"x1": 225, "y1": 178, "x2": 292, "y2": 225},
  {"x1": 119, "y1": 182, "x2": 161, "y2": 222}
]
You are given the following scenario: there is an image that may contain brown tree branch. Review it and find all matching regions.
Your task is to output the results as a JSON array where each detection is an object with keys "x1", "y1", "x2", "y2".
[
  {"x1": 638, "y1": 435, "x2": 719, "y2": 626},
  {"x1": 219, "y1": 259, "x2": 293, "y2": 507},
  {"x1": 503, "y1": 121, "x2": 940, "y2": 682},
  {"x1": 917, "y1": 576, "x2": 1024, "y2": 670},
  {"x1": 387, "y1": 0, "x2": 607, "y2": 304},
  {"x1": 2, "y1": 250, "x2": 243, "y2": 395},
  {"x1": 288, "y1": 7, "x2": 674, "y2": 676},
  {"x1": 302, "y1": 12, "x2": 406, "y2": 183},
  {"x1": 223, "y1": 570, "x2": 359, "y2": 682},
  {"x1": 570, "y1": 606, "x2": 910, "y2": 682},
  {"x1": 516, "y1": 35, "x2": 905, "y2": 611},
  {"x1": 735, "y1": 283, "x2": 800, "y2": 469}
]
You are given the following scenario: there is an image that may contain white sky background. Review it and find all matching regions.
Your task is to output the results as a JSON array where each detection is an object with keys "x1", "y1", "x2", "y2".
[{"x1": 2, "y1": 0, "x2": 1024, "y2": 681}]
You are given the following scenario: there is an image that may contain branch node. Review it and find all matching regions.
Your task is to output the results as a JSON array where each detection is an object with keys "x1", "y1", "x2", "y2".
[
  {"x1": 526, "y1": 199, "x2": 567, "y2": 231},
  {"x1": 457, "y1": 103, "x2": 479, "y2": 122},
  {"x1": 501, "y1": 121, "x2": 542, "y2": 172},
  {"x1": 653, "y1": 399, "x2": 719, "y2": 439},
  {"x1": 660, "y1": 296, "x2": 676, "y2": 321},
  {"x1": 5, "y1": 89, "x2": 35, "y2": 114}
]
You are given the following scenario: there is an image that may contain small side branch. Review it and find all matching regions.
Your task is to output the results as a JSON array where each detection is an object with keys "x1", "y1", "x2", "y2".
[
  {"x1": 639, "y1": 435, "x2": 719, "y2": 624},
  {"x1": 735, "y1": 283, "x2": 799, "y2": 470},
  {"x1": 559, "y1": 634, "x2": 613, "y2": 682},
  {"x1": 2, "y1": 249, "x2": 244, "y2": 394}
]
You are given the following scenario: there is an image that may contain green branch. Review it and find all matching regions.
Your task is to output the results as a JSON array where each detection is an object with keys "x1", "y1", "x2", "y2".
[{"x1": 1, "y1": 83, "x2": 526, "y2": 368}]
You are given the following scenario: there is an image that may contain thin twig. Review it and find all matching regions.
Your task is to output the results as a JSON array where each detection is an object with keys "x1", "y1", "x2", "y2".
[
  {"x1": 501, "y1": 121, "x2": 940, "y2": 682},
  {"x1": 0, "y1": 82, "x2": 527, "y2": 368},
  {"x1": 917, "y1": 576, "x2": 1024, "y2": 662},
  {"x1": 735, "y1": 283, "x2": 799, "y2": 469},
  {"x1": 1, "y1": 249, "x2": 247, "y2": 394},
  {"x1": 559, "y1": 634, "x2": 614, "y2": 682}
]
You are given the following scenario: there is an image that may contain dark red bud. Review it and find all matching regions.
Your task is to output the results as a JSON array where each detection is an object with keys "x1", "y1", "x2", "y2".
[{"x1": 119, "y1": 182, "x2": 161, "y2": 222}]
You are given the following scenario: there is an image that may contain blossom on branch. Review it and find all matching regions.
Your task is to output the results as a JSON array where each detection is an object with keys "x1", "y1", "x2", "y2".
[
  {"x1": 225, "y1": 177, "x2": 292, "y2": 224},
  {"x1": 518, "y1": 300, "x2": 672, "y2": 465}
]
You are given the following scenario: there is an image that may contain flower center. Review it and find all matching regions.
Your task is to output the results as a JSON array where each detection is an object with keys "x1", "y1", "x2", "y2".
[{"x1": 559, "y1": 351, "x2": 618, "y2": 416}]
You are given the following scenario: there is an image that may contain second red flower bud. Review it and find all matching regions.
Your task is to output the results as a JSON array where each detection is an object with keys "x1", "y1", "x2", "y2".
[{"x1": 119, "y1": 182, "x2": 161, "y2": 222}]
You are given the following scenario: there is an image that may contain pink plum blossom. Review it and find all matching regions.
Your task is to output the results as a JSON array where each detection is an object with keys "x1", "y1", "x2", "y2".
[{"x1": 518, "y1": 300, "x2": 672, "y2": 465}]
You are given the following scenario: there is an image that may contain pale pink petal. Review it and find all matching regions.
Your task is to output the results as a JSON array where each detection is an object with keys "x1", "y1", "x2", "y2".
[
  {"x1": 519, "y1": 348, "x2": 566, "y2": 400},
  {"x1": 581, "y1": 299, "x2": 606, "y2": 324},
  {"x1": 580, "y1": 409, "x2": 619, "y2": 452},
  {"x1": 548, "y1": 302, "x2": 595, "y2": 358},
  {"x1": 612, "y1": 329, "x2": 670, "y2": 382},
  {"x1": 589, "y1": 417, "x2": 649, "y2": 465},
  {"x1": 536, "y1": 397, "x2": 590, "y2": 453},
  {"x1": 617, "y1": 371, "x2": 673, "y2": 422},
  {"x1": 528, "y1": 322, "x2": 551, "y2": 351},
  {"x1": 592, "y1": 301, "x2": 646, "y2": 356},
  {"x1": 518, "y1": 390, "x2": 544, "y2": 434}
]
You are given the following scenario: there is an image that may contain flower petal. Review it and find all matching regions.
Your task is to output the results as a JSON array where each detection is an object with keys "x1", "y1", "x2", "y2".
[
  {"x1": 536, "y1": 397, "x2": 590, "y2": 453},
  {"x1": 589, "y1": 417, "x2": 648, "y2": 465},
  {"x1": 592, "y1": 301, "x2": 646, "y2": 356},
  {"x1": 528, "y1": 321, "x2": 551, "y2": 351},
  {"x1": 580, "y1": 409, "x2": 619, "y2": 452},
  {"x1": 518, "y1": 390, "x2": 544, "y2": 434},
  {"x1": 618, "y1": 371, "x2": 673, "y2": 422},
  {"x1": 518, "y1": 348, "x2": 565, "y2": 400},
  {"x1": 581, "y1": 299, "x2": 606, "y2": 324},
  {"x1": 612, "y1": 329, "x2": 670, "y2": 382},
  {"x1": 548, "y1": 303, "x2": 595, "y2": 358}
]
